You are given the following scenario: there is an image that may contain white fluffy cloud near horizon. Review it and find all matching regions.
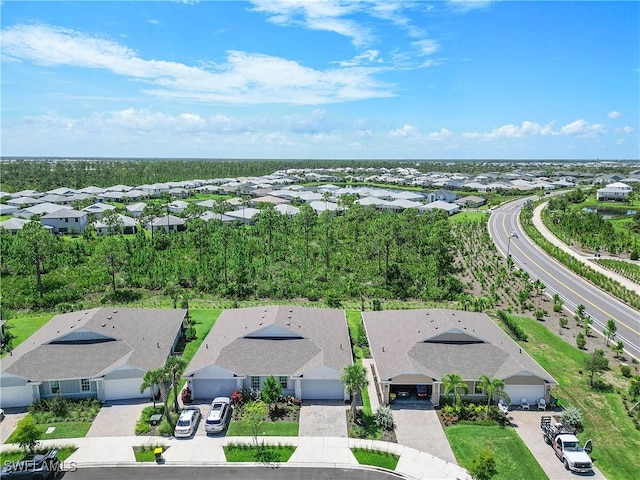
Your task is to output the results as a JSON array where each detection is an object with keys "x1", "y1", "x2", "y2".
[{"x1": 1, "y1": 23, "x2": 394, "y2": 106}]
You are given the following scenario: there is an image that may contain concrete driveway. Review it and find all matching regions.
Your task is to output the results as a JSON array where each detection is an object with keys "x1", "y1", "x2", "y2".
[
  {"x1": 392, "y1": 403, "x2": 457, "y2": 464},
  {"x1": 0, "y1": 409, "x2": 28, "y2": 444},
  {"x1": 508, "y1": 410, "x2": 605, "y2": 479},
  {"x1": 299, "y1": 400, "x2": 348, "y2": 437},
  {"x1": 86, "y1": 399, "x2": 151, "y2": 437}
]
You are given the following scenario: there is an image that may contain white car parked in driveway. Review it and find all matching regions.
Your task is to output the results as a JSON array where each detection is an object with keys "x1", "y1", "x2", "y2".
[
  {"x1": 174, "y1": 406, "x2": 201, "y2": 438},
  {"x1": 204, "y1": 396, "x2": 231, "y2": 434}
]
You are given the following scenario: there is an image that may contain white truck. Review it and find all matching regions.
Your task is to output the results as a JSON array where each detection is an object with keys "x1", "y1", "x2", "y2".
[{"x1": 540, "y1": 416, "x2": 593, "y2": 473}]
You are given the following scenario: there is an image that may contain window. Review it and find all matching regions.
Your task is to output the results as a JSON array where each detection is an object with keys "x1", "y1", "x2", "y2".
[
  {"x1": 81, "y1": 378, "x2": 91, "y2": 392},
  {"x1": 50, "y1": 380, "x2": 60, "y2": 394},
  {"x1": 75, "y1": 218, "x2": 78, "y2": 223},
  {"x1": 474, "y1": 382, "x2": 483, "y2": 394},
  {"x1": 278, "y1": 376, "x2": 288, "y2": 389},
  {"x1": 251, "y1": 376, "x2": 260, "y2": 390},
  {"x1": 65, "y1": 218, "x2": 69, "y2": 223}
]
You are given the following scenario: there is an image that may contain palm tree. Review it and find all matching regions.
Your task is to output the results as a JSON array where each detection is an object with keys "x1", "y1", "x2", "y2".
[
  {"x1": 442, "y1": 373, "x2": 469, "y2": 407},
  {"x1": 341, "y1": 364, "x2": 368, "y2": 420},
  {"x1": 165, "y1": 356, "x2": 188, "y2": 413},
  {"x1": 140, "y1": 368, "x2": 173, "y2": 429},
  {"x1": 478, "y1": 375, "x2": 510, "y2": 411}
]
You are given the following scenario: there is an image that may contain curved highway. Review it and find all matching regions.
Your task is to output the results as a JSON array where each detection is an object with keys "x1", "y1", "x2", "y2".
[{"x1": 488, "y1": 197, "x2": 640, "y2": 360}]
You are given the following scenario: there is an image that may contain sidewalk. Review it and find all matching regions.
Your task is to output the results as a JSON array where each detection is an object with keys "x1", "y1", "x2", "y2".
[
  {"x1": 533, "y1": 202, "x2": 640, "y2": 295},
  {"x1": 0, "y1": 435, "x2": 471, "y2": 479}
]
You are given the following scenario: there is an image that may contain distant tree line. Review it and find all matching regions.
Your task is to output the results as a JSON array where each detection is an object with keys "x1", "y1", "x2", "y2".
[
  {"x1": 2, "y1": 158, "x2": 631, "y2": 193},
  {"x1": 1, "y1": 205, "x2": 463, "y2": 311}
]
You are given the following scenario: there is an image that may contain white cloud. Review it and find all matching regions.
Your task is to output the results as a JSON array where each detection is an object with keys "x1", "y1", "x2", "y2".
[
  {"x1": 250, "y1": 0, "x2": 371, "y2": 46},
  {"x1": 390, "y1": 124, "x2": 421, "y2": 138},
  {"x1": 427, "y1": 128, "x2": 453, "y2": 140},
  {"x1": 560, "y1": 119, "x2": 605, "y2": 137},
  {"x1": 412, "y1": 39, "x2": 439, "y2": 56},
  {"x1": 608, "y1": 110, "x2": 621, "y2": 119},
  {"x1": 463, "y1": 121, "x2": 557, "y2": 139},
  {"x1": 147, "y1": 19, "x2": 160, "y2": 25},
  {"x1": 336, "y1": 49, "x2": 382, "y2": 67},
  {"x1": 623, "y1": 125, "x2": 634, "y2": 133},
  {"x1": 448, "y1": 0, "x2": 494, "y2": 13},
  {"x1": 1, "y1": 24, "x2": 394, "y2": 105}
]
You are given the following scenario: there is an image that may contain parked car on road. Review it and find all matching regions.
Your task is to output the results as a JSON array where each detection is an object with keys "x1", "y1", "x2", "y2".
[
  {"x1": 0, "y1": 449, "x2": 60, "y2": 479},
  {"x1": 174, "y1": 406, "x2": 201, "y2": 438},
  {"x1": 204, "y1": 396, "x2": 231, "y2": 434}
]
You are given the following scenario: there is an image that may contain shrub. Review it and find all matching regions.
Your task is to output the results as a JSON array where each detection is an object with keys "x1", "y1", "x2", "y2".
[
  {"x1": 374, "y1": 406, "x2": 394, "y2": 431},
  {"x1": 157, "y1": 416, "x2": 174, "y2": 437},
  {"x1": 621, "y1": 365, "x2": 632, "y2": 378},
  {"x1": 468, "y1": 449, "x2": 497, "y2": 480},
  {"x1": 576, "y1": 332, "x2": 586, "y2": 350},
  {"x1": 50, "y1": 396, "x2": 69, "y2": 418},
  {"x1": 230, "y1": 389, "x2": 244, "y2": 405},
  {"x1": 496, "y1": 310, "x2": 528, "y2": 341},
  {"x1": 14, "y1": 416, "x2": 43, "y2": 453},
  {"x1": 560, "y1": 405, "x2": 584, "y2": 433}
]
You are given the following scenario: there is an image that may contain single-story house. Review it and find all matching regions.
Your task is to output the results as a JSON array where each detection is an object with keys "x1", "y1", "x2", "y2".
[
  {"x1": 14, "y1": 203, "x2": 73, "y2": 220},
  {"x1": 126, "y1": 202, "x2": 147, "y2": 218},
  {"x1": 145, "y1": 215, "x2": 186, "y2": 233},
  {"x1": 199, "y1": 211, "x2": 236, "y2": 223},
  {"x1": 596, "y1": 182, "x2": 633, "y2": 202},
  {"x1": 93, "y1": 214, "x2": 138, "y2": 235},
  {"x1": 420, "y1": 201, "x2": 460, "y2": 216},
  {"x1": 363, "y1": 309, "x2": 557, "y2": 407},
  {"x1": 184, "y1": 306, "x2": 352, "y2": 401},
  {"x1": 426, "y1": 189, "x2": 457, "y2": 203},
  {"x1": 82, "y1": 203, "x2": 116, "y2": 219},
  {"x1": 168, "y1": 200, "x2": 189, "y2": 214},
  {"x1": 0, "y1": 308, "x2": 186, "y2": 408},
  {"x1": 224, "y1": 208, "x2": 261, "y2": 224},
  {"x1": 275, "y1": 204, "x2": 300, "y2": 216},
  {"x1": 7, "y1": 197, "x2": 43, "y2": 207},
  {"x1": 0, "y1": 204, "x2": 18, "y2": 216},
  {"x1": 0, "y1": 217, "x2": 30, "y2": 234},
  {"x1": 40, "y1": 209, "x2": 88, "y2": 234},
  {"x1": 455, "y1": 195, "x2": 486, "y2": 208}
]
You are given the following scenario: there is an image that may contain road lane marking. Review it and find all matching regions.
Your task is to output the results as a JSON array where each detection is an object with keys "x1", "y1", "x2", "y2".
[{"x1": 498, "y1": 212, "x2": 640, "y2": 339}]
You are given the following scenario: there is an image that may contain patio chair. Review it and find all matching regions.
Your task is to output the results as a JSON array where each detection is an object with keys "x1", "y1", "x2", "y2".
[
  {"x1": 537, "y1": 398, "x2": 546, "y2": 411},
  {"x1": 520, "y1": 398, "x2": 530, "y2": 410}
]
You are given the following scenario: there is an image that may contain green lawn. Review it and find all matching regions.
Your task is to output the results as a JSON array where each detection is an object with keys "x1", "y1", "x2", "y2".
[
  {"x1": 133, "y1": 445, "x2": 167, "y2": 462},
  {"x1": 449, "y1": 211, "x2": 489, "y2": 223},
  {"x1": 0, "y1": 446, "x2": 77, "y2": 464},
  {"x1": 169, "y1": 308, "x2": 221, "y2": 410},
  {"x1": 226, "y1": 421, "x2": 299, "y2": 436},
  {"x1": 505, "y1": 314, "x2": 640, "y2": 480},
  {"x1": 224, "y1": 444, "x2": 296, "y2": 462},
  {"x1": 1, "y1": 313, "x2": 54, "y2": 357},
  {"x1": 5, "y1": 420, "x2": 92, "y2": 443},
  {"x1": 446, "y1": 424, "x2": 547, "y2": 480},
  {"x1": 0, "y1": 214, "x2": 13, "y2": 221},
  {"x1": 351, "y1": 448, "x2": 399, "y2": 470}
]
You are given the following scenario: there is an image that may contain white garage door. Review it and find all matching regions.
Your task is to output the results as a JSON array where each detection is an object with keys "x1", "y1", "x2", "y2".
[
  {"x1": 104, "y1": 378, "x2": 147, "y2": 401},
  {"x1": 504, "y1": 385, "x2": 544, "y2": 406},
  {"x1": 192, "y1": 380, "x2": 236, "y2": 400},
  {"x1": 0, "y1": 386, "x2": 34, "y2": 408},
  {"x1": 301, "y1": 380, "x2": 345, "y2": 400}
]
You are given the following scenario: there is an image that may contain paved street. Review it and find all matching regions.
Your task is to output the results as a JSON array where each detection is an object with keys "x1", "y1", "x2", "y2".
[{"x1": 488, "y1": 197, "x2": 640, "y2": 359}]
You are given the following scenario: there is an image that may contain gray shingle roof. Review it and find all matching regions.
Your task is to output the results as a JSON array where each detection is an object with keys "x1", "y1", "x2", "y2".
[
  {"x1": 184, "y1": 306, "x2": 352, "y2": 377},
  {"x1": 363, "y1": 309, "x2": 556, "y2": 384},
  {"x1": 2, "y1": 308, "x2": 186, "y2": 381}
]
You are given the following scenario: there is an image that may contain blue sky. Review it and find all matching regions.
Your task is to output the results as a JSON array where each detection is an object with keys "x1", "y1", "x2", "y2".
[{"x1": 1, "y1": 0, "x2": 638, "y2": 160}]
